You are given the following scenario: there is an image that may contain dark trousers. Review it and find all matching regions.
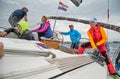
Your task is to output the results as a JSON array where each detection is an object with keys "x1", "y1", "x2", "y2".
[{"x1": 37, "y1": 32, "x2": 44, "y2": 41}]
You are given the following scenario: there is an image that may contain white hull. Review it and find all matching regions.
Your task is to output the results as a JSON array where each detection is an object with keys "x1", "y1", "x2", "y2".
[{"x1": 0, "y1": 38, "x2": 113, "y2": 79}]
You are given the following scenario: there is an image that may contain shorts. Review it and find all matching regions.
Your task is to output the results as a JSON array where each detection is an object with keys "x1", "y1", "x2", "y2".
[
  {"x1": 71, "y1": 42, "x2": 80, "y2": 49},
  {"x1": 8, "y1": 14, "x2": 21, "y2": 27}
]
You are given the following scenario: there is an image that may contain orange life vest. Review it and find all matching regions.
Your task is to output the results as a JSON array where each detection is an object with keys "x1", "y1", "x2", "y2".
[
  {"x1": 87, "y1": 25, "x2": 108, "y2": 49},
  {"x1": 89, "y1": 25, "x2": 102, "y2": 43}
]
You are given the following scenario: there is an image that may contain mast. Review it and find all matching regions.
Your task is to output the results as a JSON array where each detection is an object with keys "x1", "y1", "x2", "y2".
[{"x1": 53, "y1": 0, "x2": 61, "y2": 31}]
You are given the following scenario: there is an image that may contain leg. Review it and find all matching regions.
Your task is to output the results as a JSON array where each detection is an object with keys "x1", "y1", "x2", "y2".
[
  {"x1": 77, "y1": 42, "x2": 92, "y2": 54},
  {"x1": 74, "y1": 42, "x2": 80, "y2": 49},
  {"x1": 8, "y1": 15, "x2": 20, "y2": 27},
  {"x1": 0, "y1": 42, "x2": 4, "y2": 58},
  {"x1": 98, "y1": 44, "x2": 116, "y2": 74},
  {"x1": 37, "y1": 32, "x2": 44, "y2": 41},
  {"x1": 8, "y1": 15, "x2": 14, "y2": 27},
  {"x1": 70, "y1": 43, "x2": 76, "y2": 54},
  {"x1": 70, "y1": 48, "x2": 75, "y2": 54},
  {"x1": 71, "y1": 42, "x2": 80, "y2": 54}
]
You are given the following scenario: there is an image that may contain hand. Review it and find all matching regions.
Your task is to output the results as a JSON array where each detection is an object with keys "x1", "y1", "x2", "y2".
[
  {"x1": 59, "y1": 32, "x2": 62, "y2": 34},
  {"x1": 0, "y1": 31, "x2": 7, "y2": 37},
  {"x1": 93, "y1": 49, "x2": 99, "y2": 57},
  {"x1": 77, "y1": 38, "x2": 80, "y2": 40},
  {"x1": 24, "y1": 16, "x2": 28, "y2": 22},
  {"x1": 31, "y1": 30, "x2": 35, "y2": 32}
]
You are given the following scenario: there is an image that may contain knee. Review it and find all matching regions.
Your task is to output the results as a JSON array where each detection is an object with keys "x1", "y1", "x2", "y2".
[
  {"x1": 101, "y1": 51, "x2": 110, "y2": 64},
  {"x1": 81, "y1": 42, "x2": 91, "y2": 48},
  {"x1": 77, "y1": 42, "x2": 90, "y2": 54},
  {"x1": 101, "y1": 51, "x2": 107, "y2": 56}
]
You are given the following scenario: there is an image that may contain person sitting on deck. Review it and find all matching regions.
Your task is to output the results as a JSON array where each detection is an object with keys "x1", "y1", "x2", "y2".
[
  {"x1": 0, "y1": 42, "x2": 4, "y2": 59},
  {"x1": 60, "y1": 25, "x2": 81, "y2": 54},
  {"x1": 32, "y1": 16, "x2": 53, "y2": 41},
  {"x1": 0, "y1": 21, "x2": 34, "y2": 40},
  {"x1": 77, "y1": 18, "x2": 119, "y2": 79}
]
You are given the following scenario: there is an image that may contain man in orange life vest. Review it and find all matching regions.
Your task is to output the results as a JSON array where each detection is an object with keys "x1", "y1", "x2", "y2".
[{"x1": 77, "y1": 18, "x2": 119, "y2": 79}]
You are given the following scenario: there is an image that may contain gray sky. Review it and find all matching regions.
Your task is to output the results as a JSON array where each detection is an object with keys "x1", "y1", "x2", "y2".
[{"x1": 0, "y1": 0, "x2": 120, "y2": 41}]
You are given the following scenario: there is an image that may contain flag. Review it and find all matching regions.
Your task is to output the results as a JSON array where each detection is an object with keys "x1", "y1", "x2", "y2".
[{"x1": 58, "y1": 1, "x2": 68, "y2": 11}]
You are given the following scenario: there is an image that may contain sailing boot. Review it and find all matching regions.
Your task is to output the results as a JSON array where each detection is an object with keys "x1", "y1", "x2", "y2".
[{"x1": 112, "y1": 74, "x2": 120, "y2": 79}]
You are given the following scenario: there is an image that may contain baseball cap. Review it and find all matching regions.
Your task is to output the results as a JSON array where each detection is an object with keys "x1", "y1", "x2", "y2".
[{"x1": 90, "y1": 18, "x2": 97, "y2": 23}]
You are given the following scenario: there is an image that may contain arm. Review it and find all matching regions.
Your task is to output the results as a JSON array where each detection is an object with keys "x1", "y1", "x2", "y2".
[
  {"x1": 96, "y1": 27, "x2": 108, "y2": 46},
  {"x1": 24, "y1": 16, "x2": 28, "y2": 22},
  {"x1": 33, "y1": 25, "x2": 40, "y2": 32},
  {"x1": 61, "y1": 31, "x2": 70, "y2": 35},
  {"x1": 4, "y1": 28, "x2": 19, "y2": 35},
  {"x1": 0, "y1": 28, "x2": 19, "y2": 37},
  {"x1": 87, "y1": 31, "x2": 96, "y2": 49},
  {"x1": 37, "y1": 21, "x2": 50, "y2": 33}
]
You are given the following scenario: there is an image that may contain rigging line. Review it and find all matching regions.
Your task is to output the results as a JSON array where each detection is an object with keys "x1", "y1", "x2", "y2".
[
  {"x1": 106, "y1": 1, "x2": 111, "y2": 77},
  {"x1": 106, "y1": 0, "x2": 109, "y2": 36},
  {"x1": 0, "y1": 27, "x2": 6, "y2": 30},
  {"x1": 107, "y1": 0, "x2": 110, "y2": 24},
  {"x1": 0, "y1": 26, "x2": 7, "y2": 30},
  {"x1": 53, "y1": 0, "x2": 61, "y2": 31},
  {"x1": 31, "y1": 22, "x2": 41, "y2": 26}
]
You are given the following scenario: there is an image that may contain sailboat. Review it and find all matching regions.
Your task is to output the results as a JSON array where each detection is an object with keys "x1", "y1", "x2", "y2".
[{"x1": 0, "y1": 25, "x2": 115, "y2": 79}]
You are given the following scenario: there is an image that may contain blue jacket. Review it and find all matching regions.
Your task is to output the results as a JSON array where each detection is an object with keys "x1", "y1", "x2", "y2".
[{"x1": 62, "y1": 29, "x2": 81, "y2": 43}]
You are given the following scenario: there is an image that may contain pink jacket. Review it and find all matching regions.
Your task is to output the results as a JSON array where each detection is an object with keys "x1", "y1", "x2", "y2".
[{"x1": 33, "y1": 21, "x2": 50, "y2": 33}]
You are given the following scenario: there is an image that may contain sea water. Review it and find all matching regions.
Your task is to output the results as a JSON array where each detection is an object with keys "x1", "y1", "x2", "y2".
[{"x1": 63, "y1": 42, "x2": 120, "y2": 62}]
